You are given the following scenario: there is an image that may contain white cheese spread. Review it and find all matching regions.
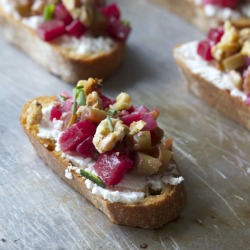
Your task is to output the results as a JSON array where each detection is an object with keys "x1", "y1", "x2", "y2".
[
  {"x1": 175, "y1": 41, "x2": 247, "y2": 101},
  {"x1": 37, "y1": 105, "x2": 184, "y2": 204},
  {"x1": 194, "y1": 0, "x2": 250, "y2": 19}
]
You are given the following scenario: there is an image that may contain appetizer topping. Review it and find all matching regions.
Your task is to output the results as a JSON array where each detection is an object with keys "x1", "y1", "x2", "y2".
[
  {"x1": 34, "y1": 78, "x2": 181, "y2": 190},
  {"x1": 197, "y1": 21, "x2": 250, "y2": 104},
  {"x1": 11, "y1": 0, "x2": 131, "y2": 42}
]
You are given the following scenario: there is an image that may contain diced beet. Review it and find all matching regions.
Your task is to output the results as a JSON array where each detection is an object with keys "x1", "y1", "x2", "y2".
[
  {"x1": 197, "y1": 40, "x2": 213, "y2": 61},
  {"x1": 37, "y1": 20, "x2": 66, "y2": 41},
  {"x1": 202, "y1": 0, "x2": 239, "y2": 7},
  {"x1": 150, "y1": 127, "x2": 164, "y2": 145},
  {"x1": 120, "y1": 112, "x2": 142, "y2": 126},
  {"x1": 76, "y1": 136, "x2": 99, "y2": 160},
  {"x1": 246, "y1": 96, "x2": 250, "y2": 106},
  {"x1": 141, "y1": 113, "x2": 157, "y2": 131},
  {"x1": 54, "y1": 3, "x2": 73, "y2": 25},
  {"x1": 61, "y1": 99, "x2": 74, "y2": 113},
  {"x1": 134, "y1": 105, "x2": 150, "y2": 114},
  {"x1": 107, "y1": 19, "x2": 131, "y2": 41},
  {"x1": 100, "y1": 94, "x2": 115, "y2": 109},
  {"x1": 66, "y1": 20, "x2": 87, "y2": 38},
  {"x1": 100, "y1": 3, "x2": 121, "y2": 20},
  {"x1": 94, "y1": 152, "x2": 133, "y2": 185},
  {"x1": 207, "y1": 27, "x2": 224, "y2": 44},
  {"x1": 50, "y1": 105, "x2": 62, "y2": 121},
  {"x1": 59, "y1": 120, "x2": 96, "y2": 152}
]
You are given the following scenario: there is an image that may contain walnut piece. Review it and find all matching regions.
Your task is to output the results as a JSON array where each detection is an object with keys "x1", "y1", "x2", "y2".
[
  {"x1": 86, "y1": 91, "x2": 102, "y2": 109},
  {"x1": 26, "y1": 100, "x2": 42, "y2": 127},
  {"x1": 93, "y1": 118, "x2": 129, "y2": 153},
  {"x1": 109, "y1": 93, "x2": 132, "y2": 111}
]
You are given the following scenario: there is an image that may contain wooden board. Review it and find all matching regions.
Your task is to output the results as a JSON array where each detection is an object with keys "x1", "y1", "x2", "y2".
[{"x1": 0, "y1": 0, "x2": 249, "y2": 249}]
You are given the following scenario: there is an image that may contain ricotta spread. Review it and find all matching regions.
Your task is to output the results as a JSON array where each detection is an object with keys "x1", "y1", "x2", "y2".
[
  {"x1": 37, "y1": 105, "x2": 184, "y2": 204},
  {"x1": 194, "y1": 1, "x2": 250, "y2": 19},
  {"x1": 0, "y1": 1, "x2": 114, "y2": 56},
  {"x1": 175, "y1": 41, "x2": 247, "y2": 101}
]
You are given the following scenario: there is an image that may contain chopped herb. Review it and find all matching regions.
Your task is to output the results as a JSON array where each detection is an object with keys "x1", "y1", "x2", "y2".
[
  {"x1": 123, "y1": 19, "x2": 131, "y2": 27},
  {"x1": 72, "y1": 100, "x2": 77, "y2": 115},
  {"x1": 43, "y1": 4, "x2": 55, "y2": 21},
  {"x1": 106, "y1": 109, "x2": 117, "y2": 116},
  {"x1": 59, "y1": 95, "x2": 67, "y2": 102},
  {"x1": 77, "y1": 90, "x2": 86, "y2": 106},
  {"x1": 80, "y1": 169, "x2": 106, "y2": 188},
  {"x1": 107, "y1": 115, "x2": 114, "y2": 132},
  {"x1": 76, "y1": 85, "x2": 84, "y2": 90}
]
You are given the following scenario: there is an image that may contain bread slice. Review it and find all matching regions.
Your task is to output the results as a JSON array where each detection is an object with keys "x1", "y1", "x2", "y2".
[
  {"x1": 20, "y1": 96, "x2": 186, "y2": 229},
  {"x1": 150, "y1": 0, "x2": 249, "y2": 32},
  {"x1": 174, "y1": 44, "x2": 250, "y2": 130},
  {"x1": 0, "y1": 6, "x2": 125, "y2": 83}
]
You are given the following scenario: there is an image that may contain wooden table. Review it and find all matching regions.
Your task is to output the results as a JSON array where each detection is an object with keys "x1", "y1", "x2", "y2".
[{"x1": 0, "y1": 0, "x2": 249, "y2": 249}]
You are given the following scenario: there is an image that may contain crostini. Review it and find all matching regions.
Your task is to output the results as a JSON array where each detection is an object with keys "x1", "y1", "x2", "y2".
[
  {"x1": 174, "y1": 21, "x2": 250, "y2": 130},
  {"x1": 0, "y1": 1, "x2": 131, "y2": 82},
  {"x1": 151, "y1": 0, "x2": 250, "y2": 32},
  {"x1": 20, "y1": 78, "x2": 186, "y2": 229}
]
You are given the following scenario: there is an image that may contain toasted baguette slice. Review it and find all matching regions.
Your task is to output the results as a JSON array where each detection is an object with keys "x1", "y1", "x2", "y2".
[
  {"x1": 20, "y1": 96, "x2": 186, "y2": 229},
  {"x1": 174, "y1": 44, "x2": 250, "y2": 130},
  {"x1": 0, "y1": 6, "x2": 125, "y2": 83},
  {"x1": 150, "y1": 0, "x2": 249, "y2": 32}
]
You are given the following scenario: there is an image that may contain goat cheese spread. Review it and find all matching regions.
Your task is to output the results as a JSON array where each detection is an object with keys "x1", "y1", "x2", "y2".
[
  {"x1": 176, "y1": 41, "x2": 247, "y2": 101},
  {"x1": 0, "y1": 1, "x2": 114, "y2": 56},
  {"x1": 37, "y1": 105, "x2": 184, "y2": 204},
  {"x1": 194, "y1": 0, "x2": 250, "y2": 20}
]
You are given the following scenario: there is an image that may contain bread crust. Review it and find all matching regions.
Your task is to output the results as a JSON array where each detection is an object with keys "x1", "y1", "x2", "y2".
[
  {"x1": 0, "y1": 7, "x2": 125, "y2": 83},
  {"x1": 20, "y1": 97, "x2": 186, "y2": 229},
  {"x1": 174, "y1": 47, "x2": 250, "y2": 130},
  {"x1": 150, "y1": 0, "x2": 245, "y2": 32}
]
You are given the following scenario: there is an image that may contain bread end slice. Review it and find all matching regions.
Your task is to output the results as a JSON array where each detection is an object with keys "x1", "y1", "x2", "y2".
[
  {"x1": 0, "y1": 8, "x2": 125, "y2": 83},
  {"x1": 20, "y1": 97, "x2": 186, "y2": 229},
  {"x1": 174, "y1": 46, "x2": 250, "y2": 130}
]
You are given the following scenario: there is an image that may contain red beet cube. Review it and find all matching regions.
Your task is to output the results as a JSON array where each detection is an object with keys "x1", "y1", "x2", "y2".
[
  {"x1": 54, "y1": 3, "x2": 73, "y2": 25},
  {"x1": 37, "y1": 20, "x2": 66, "y2": 41},
  {"x1": 101, "y1": 3, "x2": 121, "y2": 20},
  {"x1": 120, "y1": 112, "x2": 142, "y2": 126},
  {"x1": 141, "y1": 113, "x2": 157, "y2": 131},
  {"x1": 59, "y1": 120, "x2": 96, "y2": 152},
  {"x1": 197, "y1": 40, "x2": 213, "y2": 61},
  {"x1": 76, "y1": 136, "x2": 99, "y2": 160},
  {"x1": 207, "y1": 27, "x2": 224, "y2": 44},
  {"x1": 107, "y1": 19, "x2": 131, "y2": 41},
  {"x1": 50, "y1": 105, "x2": 62, "y2": 121},
  {"x1": 202, "y1": 0, "x2": 239, "y2": 8},
  {"x1": 94, "y1": 152, "x2": 133, "y2": 185},
  {"x1": 66, "y1": 20, "x2": 87, "y2": 38},
  {"x1": 100, "y1": 94, "x2": 115, "y2": 109}
]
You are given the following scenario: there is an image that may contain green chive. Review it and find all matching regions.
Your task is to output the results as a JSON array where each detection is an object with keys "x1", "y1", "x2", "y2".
[
  {"x1": 123, "y1": 19, "x2": 130, "y2": 26},
  {"x1": 77, "y1": 90, "x2": 86, "y2": 106},
  {"x1": 80, "y1": 170, "x2": 106, "y2": 188},
  {"x1": 106, "y1": 109, "x2": 117, "y2": 116},
  {"x1": 72, "y1": 100, "x2": 77, "y2": 115},
  {"x1": 59, "y1": 95, "x2": 67, "y2": 102},
  {"x1": 76, "y1": 85, "x2": 84, "y2": 90},
  {"x1": 107, "y1": 115, "x2": 114, "y2": 132},
  {"x1": 43, "y1": 4, "x2": 55, "y2": 21}
]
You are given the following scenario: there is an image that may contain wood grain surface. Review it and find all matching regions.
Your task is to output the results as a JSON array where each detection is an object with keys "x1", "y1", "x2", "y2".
[{"x1": 0, "y1": 0, "x2": 250, "y2": 249}]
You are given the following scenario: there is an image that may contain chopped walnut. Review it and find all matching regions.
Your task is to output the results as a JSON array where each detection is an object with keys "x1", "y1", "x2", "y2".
[
  {"x1": 77, "y1": 78, "x2": 102, "y2": 95},
  {"x1": 93, "y1": 118, "x2": 129, "y2": 153},
  {"x1": 109, "y1": 92, "x2": 132, "y2": 111},
  {"x1": 129, "y1": 121, "x2": 146, "y2": 135},
  {"x1": 211, "y1": 21, "x2": 240, "y2": 61},
  {"x1": 86, "y1": 91, "x2": 102, "y2": 109},
  {"x1": 62, "y1": 0, "x2": 95, "y2": 27},
  {"x1": 228, "y1": 71, "x2": 243, "y2": 90},
  {"x1": 26, "y1": 100, "x2": 43, "y2": 127},
  {"x1": 241, "y1": 40, "x2": 250, "y2": 57},
  {"x1": 239, "y1": 28, "x2": 250, "y2": 44}
]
